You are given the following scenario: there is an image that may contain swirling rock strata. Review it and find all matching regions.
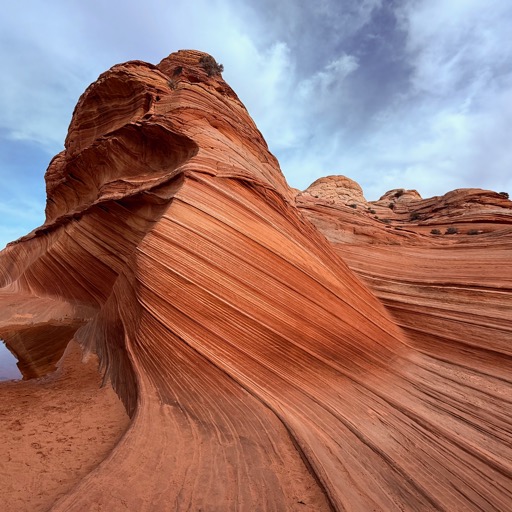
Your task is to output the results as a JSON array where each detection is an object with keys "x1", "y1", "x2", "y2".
[{"x1": 1, "y1": 52, "x2": 511, "y2": 511}]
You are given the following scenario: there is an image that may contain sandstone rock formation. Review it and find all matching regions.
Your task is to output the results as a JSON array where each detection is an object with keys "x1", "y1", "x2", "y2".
[
  {"x1": 302, "y1": 175, "x2": 366, "y2": 205},
  {"x1": 1, "y1": 51, "x2": 511, "y2": 511}
]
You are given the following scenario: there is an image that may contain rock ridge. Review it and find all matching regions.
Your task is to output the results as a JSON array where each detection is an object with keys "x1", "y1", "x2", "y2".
[{"x1": 0, "y1": 51, "x2": 511, "y2": 511}]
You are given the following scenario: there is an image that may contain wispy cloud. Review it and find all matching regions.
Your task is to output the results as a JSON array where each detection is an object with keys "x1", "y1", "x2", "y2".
[
  {"x1": 242, "y1": 0, "x2": 512, "y2": 198},
  {"x1": 1, "y1": 0, "x2": 511, "y2": 251}
]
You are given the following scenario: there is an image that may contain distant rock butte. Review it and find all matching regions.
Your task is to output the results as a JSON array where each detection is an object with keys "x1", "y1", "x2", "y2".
[
  {"x1": 1, "y1": 51, "x2": 511, "y2": 511},
  {"x1": 302, "y1": 175, "x2": 366, "y2": 204}
]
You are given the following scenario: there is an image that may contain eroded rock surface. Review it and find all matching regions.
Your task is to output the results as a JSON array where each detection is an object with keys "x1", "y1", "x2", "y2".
[
  {"x1": 1, "y1": 51, "x2": 511, "y2": 511},
  {"x1": 302, "y1": 174, "x2": 366, "y2": 205}
]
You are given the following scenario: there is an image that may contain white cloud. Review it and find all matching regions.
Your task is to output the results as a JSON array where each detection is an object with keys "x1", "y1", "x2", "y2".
[
  {"x1": 283, "y1": 0, "x2": 512, "y2": 200},
  {"x1": 298, "y1": 54, "x2": 359, "y2": 98},
  {"x1": 355, "y1": 0, "x2": 512, "y2": 198},
  {"x1": 1, "y1": 0, "x2": 512, "y2": 250},
  {"x1": 398, "y1": 0, "x2": 512, "y2": 97},
  {"x1": 224, "y1": 41, "x2": 299, "y2": 151}
]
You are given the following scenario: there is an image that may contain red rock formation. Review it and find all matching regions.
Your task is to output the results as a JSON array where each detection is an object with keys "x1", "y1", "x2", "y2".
[
  {"x1": 1, "y1": 52, "x2": 511, "y2": 511},
  {"x1": 302, "y1": 175, "x2": 366, "y2": 205},
  {"x1": 299, "y1": 176, "x2": 512, "y2": 510}
]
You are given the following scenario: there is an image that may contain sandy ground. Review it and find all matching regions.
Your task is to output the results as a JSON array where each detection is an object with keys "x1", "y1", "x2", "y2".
[{"x1": 0, "y1": 341, "x2": 130, "y2": 512}]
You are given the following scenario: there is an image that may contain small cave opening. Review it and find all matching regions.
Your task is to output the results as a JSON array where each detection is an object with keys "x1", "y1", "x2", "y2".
[{"x1": 0, "y1": 340, "x2": 22, "y2": 381}]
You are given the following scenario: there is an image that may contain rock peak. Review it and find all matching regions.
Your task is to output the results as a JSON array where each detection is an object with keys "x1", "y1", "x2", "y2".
[
  {"x1": 42, "y1": 50, "x2": 291, "y2": 227},
  {"x1": 157, "y1": 50, "x2": 234, "y2": 95},
  {"x1": 302, "y1": 175, "x2": 366, "y2": 204},
  {"x1": 1, "y1": 51, "x2": 511, "y2": 512}
]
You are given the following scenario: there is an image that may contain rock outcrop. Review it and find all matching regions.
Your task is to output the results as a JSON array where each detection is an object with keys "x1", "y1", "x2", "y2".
[
  {"x1": 1, "y1": 51, "x2": 511, "y2": 511},
  {"x1": 302, "y1": 175, "x2": 366, "y2": 205}
]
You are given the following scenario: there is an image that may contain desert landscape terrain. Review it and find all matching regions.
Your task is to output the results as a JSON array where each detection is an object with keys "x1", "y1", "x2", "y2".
[{"x1": 1, "y1": 50, "x2": 511, "y2": 511}]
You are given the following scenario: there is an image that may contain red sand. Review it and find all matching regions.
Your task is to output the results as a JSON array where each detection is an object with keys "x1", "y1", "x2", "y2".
[{"x1": 0, "y1": 342, "x2": 129, "y2": 512}]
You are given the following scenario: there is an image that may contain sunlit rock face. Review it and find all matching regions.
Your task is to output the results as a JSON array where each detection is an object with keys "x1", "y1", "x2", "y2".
[
  {"x1": 302, "y1": 175, "x2": 366, "y2": 205},
  {"x1": 1, "y1": 50, "x2": 511, "y2": 511}
]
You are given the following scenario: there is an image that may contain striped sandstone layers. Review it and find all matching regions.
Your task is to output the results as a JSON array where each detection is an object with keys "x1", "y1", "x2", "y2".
[{"x1": 1, "y1": 51, "x2": 511, "y2": 511}]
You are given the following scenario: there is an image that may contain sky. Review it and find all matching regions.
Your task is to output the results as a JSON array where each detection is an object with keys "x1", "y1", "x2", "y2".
[
  {"x1": 1, "y1": 0, "x2": 512, "y2": 249},
  {"x1": 0, "y1": 341, "x2": 21, "y2": 380}
]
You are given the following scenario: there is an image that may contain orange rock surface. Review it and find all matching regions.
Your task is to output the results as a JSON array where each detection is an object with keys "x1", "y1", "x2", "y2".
[{"x1": 1, "y1": 51, "x2": 511, "y2": 511}]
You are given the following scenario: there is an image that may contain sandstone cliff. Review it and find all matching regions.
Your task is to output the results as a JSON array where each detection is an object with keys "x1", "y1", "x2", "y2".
[{"x1": 1, "y1": 51, "x2": 511, "y2": 511}]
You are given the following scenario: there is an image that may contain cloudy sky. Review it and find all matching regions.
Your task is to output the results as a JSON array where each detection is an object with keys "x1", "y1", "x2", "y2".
[{"x1": 1, "y1": 0, "x2": 512, "y2": 249}]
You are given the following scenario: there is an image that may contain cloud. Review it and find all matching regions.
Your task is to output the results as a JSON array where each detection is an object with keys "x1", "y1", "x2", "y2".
[
  {"x1": 263, "y1": 0, "x2": 512, "y2": 199},
  {"x1": 1, "y1": 0, "x2": 512, "y2": 250},
  {"x1": 398, "y1": 0, "x2": 512, "y2": 96},
  {"x1": 298, "y1": 54, "x2": 359, "y2": 99},
  {"x1": 364, "y1": 0, "x2": 512, "y2": 197},
  {"x1": 0, "y1": 0, "x2": 277, "y2": 243}
]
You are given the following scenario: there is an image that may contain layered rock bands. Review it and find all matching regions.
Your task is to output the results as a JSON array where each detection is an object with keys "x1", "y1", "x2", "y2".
[{"x1": 1, "y1": 51, "x2": 511, "y2": 511}]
